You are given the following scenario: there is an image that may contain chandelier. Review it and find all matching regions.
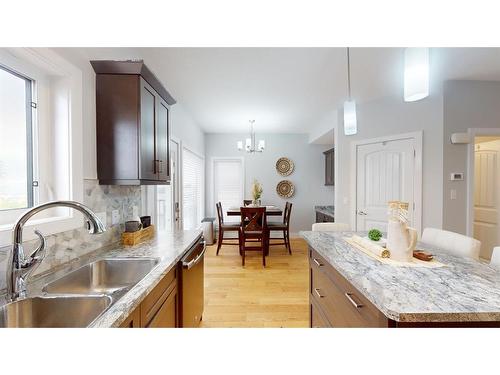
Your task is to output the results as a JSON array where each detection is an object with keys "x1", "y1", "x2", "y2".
[{"x1": 237, "y1": 120, "x2": 265, "y2": 153}]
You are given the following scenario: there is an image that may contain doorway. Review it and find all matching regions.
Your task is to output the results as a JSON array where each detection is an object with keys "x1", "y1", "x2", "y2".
[
  {"x1": 472, "y1": 136, "x2": 500, "y2": 259},
  {"x1": 352, "y1": 132, "x2": 422, "y2": 233}
]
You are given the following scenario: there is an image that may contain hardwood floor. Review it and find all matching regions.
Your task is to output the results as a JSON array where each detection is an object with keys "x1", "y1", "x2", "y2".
[{"x1": 201, "y1": 238, "x2": 309, "y2": 328}]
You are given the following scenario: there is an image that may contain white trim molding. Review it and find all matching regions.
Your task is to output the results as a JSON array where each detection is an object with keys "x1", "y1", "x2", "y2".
[
  {"x1": 0, "y1": 48, "x2": 84, "y2": 246},
  {"x1": 465, "y1": 127, "x2": 500, "y2": 237},
  {"x1": 350, "y1": 131, "x2": 423, "y2": 235}
]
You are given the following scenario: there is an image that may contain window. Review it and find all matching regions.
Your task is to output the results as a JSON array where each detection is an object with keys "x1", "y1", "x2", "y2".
[
  {"x1": 213, "y1": 158, "x2": 244, "y2": 221},
  {"x1": 0, "y1": 65, "x2": 35, "y2": 211},
  {"x1": 0, "y1": 48, "x2": 84, "y2": 247},
  {"x1": 182, "y1": 147, "x2": 204, "y2": 230}
]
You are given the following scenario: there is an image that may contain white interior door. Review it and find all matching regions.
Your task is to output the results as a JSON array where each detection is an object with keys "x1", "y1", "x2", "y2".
[
  {"x1": 473, "y1": 140, "x2": 500, "y2": 259},
  {"x1": 356, "y1": 138, "x2": 415, "y2": 232}
]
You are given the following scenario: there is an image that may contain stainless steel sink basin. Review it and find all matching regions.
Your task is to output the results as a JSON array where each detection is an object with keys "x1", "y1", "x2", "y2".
[
  {"x1": 0, "y1": 295, "x2": 112, "y2": 328},
  {"x1": 43, "y1": 258, "x2": 160, "y2": 295}
]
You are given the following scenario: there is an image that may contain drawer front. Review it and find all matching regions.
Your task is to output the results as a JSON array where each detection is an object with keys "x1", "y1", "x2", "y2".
[
  {"x1": 141, "y1": 267, "x2": 177, "y2": 327},
  {"x1": 310, "y1": 298, "x2": 331, "y2": 328},
  {"x1": 310, "y1": 249, "x2": 387, "y2": 328}
]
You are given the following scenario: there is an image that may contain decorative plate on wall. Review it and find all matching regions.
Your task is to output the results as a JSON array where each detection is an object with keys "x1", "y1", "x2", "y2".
[
  {"x1": 276, "y1": 180, "x2": 295, "y2": 198},
  {"x1": 276, "y1": 157, "x2": 294, "y2": 176}
]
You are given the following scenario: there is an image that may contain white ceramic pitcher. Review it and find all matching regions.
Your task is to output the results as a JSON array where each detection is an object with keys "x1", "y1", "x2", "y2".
[{"x1": 386, "y1": 219, "x2": 417, "y2": 262}]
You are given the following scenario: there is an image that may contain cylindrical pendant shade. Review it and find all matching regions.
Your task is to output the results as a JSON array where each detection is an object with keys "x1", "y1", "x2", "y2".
[
  {"x1": 404, "y1": 48, "x2": 429, "y2": 102},
  {"x1": 343, "y1": 100, "x2": 357, "y2": 136}
]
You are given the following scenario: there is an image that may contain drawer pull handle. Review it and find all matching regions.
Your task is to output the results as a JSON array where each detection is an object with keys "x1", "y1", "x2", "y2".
[
  {"x1": 314, "y1": 288, "x2": 324, "y2": 298},
  {"x1": 313, "y1": 258, "x2": 323, "y2": 267},
  {"x1": 345, "y1": 292, "x2": 363, "y2": 308}
]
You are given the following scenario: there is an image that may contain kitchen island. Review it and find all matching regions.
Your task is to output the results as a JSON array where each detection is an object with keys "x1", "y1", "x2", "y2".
[{"x1": 301, "y1": 230, "x2": 500, "y2": 327}]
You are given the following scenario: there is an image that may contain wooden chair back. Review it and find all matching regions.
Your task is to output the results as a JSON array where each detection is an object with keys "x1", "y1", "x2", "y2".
[
  {"x1": 240, "y1": 207, "x2": 267, "y2": 235},
  {"x1": 283, "y1": 202, "x2": 293, "y2": 226},
  {"x1": 243, "y1": 200, "x2": 253, "y2": 206},
  {"x1": 216, "y1": 202, "x2": 224, "y2": 225}
]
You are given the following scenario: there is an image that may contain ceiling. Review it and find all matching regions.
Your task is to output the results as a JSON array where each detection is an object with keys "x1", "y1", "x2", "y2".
[{"x1": 75, "y1": 47, "x2": 500, "y2": 134}]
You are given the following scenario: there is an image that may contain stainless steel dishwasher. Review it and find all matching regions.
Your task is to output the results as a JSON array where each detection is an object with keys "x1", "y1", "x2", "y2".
[{"x1": 180, "y1": 236, "x2": 206, "y2": 327}]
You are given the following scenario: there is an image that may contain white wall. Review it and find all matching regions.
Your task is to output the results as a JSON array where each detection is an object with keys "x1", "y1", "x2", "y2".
[
  {"x1": 170, "y1": 103, "x2": 205, "y2": 155},
  {"x1": 205, "y1": 133, "x2": 334, "y2": 234},
  {"x1": 443, "y1": 80, "x2": 500, "y2": 233},
  {"x1": 334, "y1": 94, "x2": 444, "y2": 232}
]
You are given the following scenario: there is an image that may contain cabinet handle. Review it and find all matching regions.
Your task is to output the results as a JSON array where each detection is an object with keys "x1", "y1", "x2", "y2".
[
  {"x1": 313, "y1": 258, "x2": 323, "y2": 267},
  {"x1": 344, "y1": 292, "x2": 363, "y2": 308},
  {"x1": 314, "y1": 288, "x2": 324, "y2": 298}
]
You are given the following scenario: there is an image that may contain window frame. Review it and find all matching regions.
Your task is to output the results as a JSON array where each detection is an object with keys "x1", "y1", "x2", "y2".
[
  {"x1": 181, "y1": 145, "x2": 205, "y2": 231},
  {"x1": 0, "y1": 63, "x2": 36, "y2": 211},
  {"x1": 0, "y1": 48, "x2": 84, "y2": 246}
]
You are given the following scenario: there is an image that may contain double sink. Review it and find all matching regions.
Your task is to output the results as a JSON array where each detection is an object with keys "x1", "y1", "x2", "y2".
[{"x1": 0, "y1": 257, "x2": 159, "y2": 328}]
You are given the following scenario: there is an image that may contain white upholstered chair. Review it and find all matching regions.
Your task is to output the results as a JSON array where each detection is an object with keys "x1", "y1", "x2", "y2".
[
  {"x1": 312, "y1": 222, "x2": 350, "y2": 232},
  {"x1": 490, "y1": 247, "x2": 500, "y2": 267},
  {"x1": 421, "y1": 227, "x2": 481, "y2": 260}
]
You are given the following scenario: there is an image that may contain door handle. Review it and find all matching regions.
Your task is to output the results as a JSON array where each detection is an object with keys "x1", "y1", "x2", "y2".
[
  {"x1": 314, "y1": 288, "x2": 324, "y2": 298},
  {"x1": 313, "y1": 258, "x2": 323, "y2": 267},
  {"x1": 357, "y1": 210, "x2": 367, "y2": 216},
  {"x1": 182, "y1": 241, "x2": 206, "y2": 269},
  {"x1": 345, "y1": 292, "x2": 363, "y2": 308}
]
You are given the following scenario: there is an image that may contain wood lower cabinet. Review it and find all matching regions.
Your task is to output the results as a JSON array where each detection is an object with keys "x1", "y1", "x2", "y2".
[
  {"x1": 120, "y1": 266, "x2": 179, "y2": 328},
  {"x1": 309, "y1": 247, "x2": 389, "y2": 328}
]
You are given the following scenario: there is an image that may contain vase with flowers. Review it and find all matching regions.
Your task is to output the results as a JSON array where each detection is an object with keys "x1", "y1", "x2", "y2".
[{"x1": 251, "y1": 179, "x2": 263, "y2": 206}]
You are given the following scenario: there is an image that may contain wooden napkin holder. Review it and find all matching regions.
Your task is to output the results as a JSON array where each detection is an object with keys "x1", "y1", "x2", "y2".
[{"x1": 122, "y1": 225, "x2": 155, "y2": 246}]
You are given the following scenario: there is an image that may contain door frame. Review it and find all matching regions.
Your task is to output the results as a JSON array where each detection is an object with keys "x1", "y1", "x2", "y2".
[
  {"x1": 170, "y1": 136, "x2": 181, "y2": 230},
  {"x1": 466, "y1": 127, "x2": 500, "y2": 237},
  {"x1": 350, "y1": 131, "x2": 423, "y2": 234}
]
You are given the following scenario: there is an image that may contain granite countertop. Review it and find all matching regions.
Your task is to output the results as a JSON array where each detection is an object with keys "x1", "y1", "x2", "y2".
[
  {"x1": 315, "y1": 205, "x2": 334, "y2": 219},
  {"x1": 2, "y1": 230, "x2": 202, "y2": 327},
  {"x1": 300, "y1": 230, "x2": 500, "y2": 323}
]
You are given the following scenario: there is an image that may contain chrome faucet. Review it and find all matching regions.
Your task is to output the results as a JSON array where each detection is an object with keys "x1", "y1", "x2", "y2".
[{"x1": 6, "y1": 200, "x2": 106, "y2": 302}]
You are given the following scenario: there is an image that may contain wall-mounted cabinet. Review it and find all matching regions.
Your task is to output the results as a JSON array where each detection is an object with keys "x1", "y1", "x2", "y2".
[
  {"x1": 324, "y1": 148, "x2": 334, "y2": 186},
  {"x1": 91, "y1": 60, "x2": 176, "y2": 185}
]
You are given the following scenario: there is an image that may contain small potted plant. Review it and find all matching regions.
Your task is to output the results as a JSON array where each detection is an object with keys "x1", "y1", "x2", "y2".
[{"x1": 251, "y1": 179, "x2": 263, "y2": 206}]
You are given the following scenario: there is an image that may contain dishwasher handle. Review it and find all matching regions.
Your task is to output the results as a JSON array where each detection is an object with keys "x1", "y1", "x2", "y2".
[{"x1": 182, "y1": 241, "x2": 206, "y2": 269}]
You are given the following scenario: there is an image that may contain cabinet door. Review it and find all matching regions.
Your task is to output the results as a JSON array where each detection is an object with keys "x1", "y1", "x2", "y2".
[
  {"x1": 156, "y1": 97, "x2": 170, "y2": 182},
  {"x1": 140, "y1": 78, "x2": 157, "y2": 181},
  {"x1": 119, "y1": 306, "x2": 141, "y2": 328},
  {"x1": 310, "y1": 299, "x2": 331, "y2": 328},
  {"x1": 147, "y1": 286, "x2": 178, "y2": 328}
]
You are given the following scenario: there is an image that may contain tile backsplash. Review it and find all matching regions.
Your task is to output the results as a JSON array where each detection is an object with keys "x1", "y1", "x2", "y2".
[{"x1": 0, "y1": 179, "x2": 143, "y2": 290}]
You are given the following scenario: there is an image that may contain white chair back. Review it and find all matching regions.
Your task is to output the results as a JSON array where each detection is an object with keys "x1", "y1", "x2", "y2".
[
  {"x1": 421, "y1": 227, "x2": 481, "y2": 260},
  {"x1": 312, "y1": 223, "x2": 350, "y2": 232},
  {"x1": 490, "y1": 247, "x2": 500, "y2": 267}
]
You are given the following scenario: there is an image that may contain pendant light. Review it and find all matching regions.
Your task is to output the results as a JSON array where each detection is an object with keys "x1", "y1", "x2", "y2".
[
  {"x1": 237, "y1": 120, "x2": 265, "y2": 153},
  {"x1": 404, "y1": 48, "x2": 429, "y2": 102},
  {"x1": 343, "y1": 47, "x2": 357, "y2": 136}
]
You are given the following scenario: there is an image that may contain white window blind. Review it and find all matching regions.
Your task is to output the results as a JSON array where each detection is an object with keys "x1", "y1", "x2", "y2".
[
  {"x1": 182, "y1": 148, "x2": 204, "y2": 230},
  {"x1": 213, "y1": 158, "x2": 243, "y2": 221}
]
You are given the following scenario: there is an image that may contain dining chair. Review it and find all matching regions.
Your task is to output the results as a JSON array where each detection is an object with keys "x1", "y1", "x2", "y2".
[
  {"x1": 239, "y1": 206, "x2": 267, "y2": 266},
  {"x1": 421, "y1": 227, "x2": 481, "y2": 260},
  {"x1": 267, "y1": 202, "x2": 292, "y2": 254},
  {"x1": 312, "y1": 222, "x2": 350, "y2": 232},
  {"x1": 490, "y1": 247, "x2": 500, "y2": 267},
  {"x1": 243, "y1": 200, "x2": 253, "y2": 206},
  {"x1": 216, "y1": 202, "x2": 241, "y2": 256}
]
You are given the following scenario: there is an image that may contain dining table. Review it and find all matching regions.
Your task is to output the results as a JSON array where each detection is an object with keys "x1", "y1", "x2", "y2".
[
  {"x1": 226, "y1": 205, "x2": 283, "y2": 256},
  {"x1": 226, "y1": 205, "x2": 283, "y2": 217}
]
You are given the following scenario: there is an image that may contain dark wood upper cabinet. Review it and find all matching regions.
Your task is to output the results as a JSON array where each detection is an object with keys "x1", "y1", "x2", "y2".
[
  {"x1": 324, "y1": 148, "x2": 334, "y2": 186},
  {"x1": 91, "y1": 60, "x2": 175, "y2": 185}
]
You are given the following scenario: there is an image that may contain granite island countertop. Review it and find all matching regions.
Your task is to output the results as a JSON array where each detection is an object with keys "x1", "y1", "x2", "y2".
[
  {"x1": 314, "y1": 205, "x2": 334, "y2": 219},
  {"x1": 1, "y1": 229, "x2": 202, "y2": 327},
  {"x1": 300, "y1": 230, "x2": 500, "y2": 323}
]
